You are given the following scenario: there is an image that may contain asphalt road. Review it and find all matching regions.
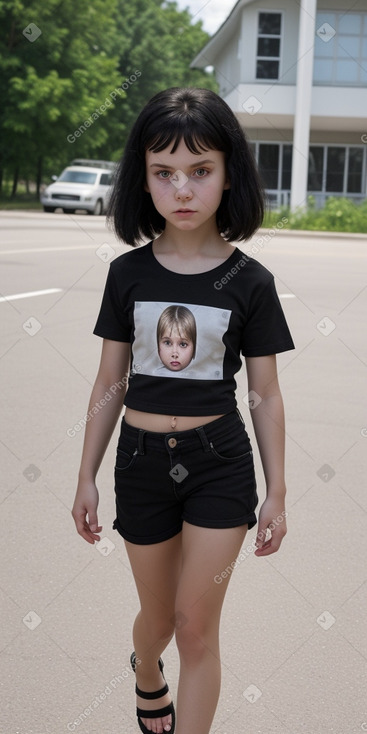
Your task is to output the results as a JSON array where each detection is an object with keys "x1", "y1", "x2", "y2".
[{"x1": 1, "y1": 211, "x2": 366, "y2": 734}]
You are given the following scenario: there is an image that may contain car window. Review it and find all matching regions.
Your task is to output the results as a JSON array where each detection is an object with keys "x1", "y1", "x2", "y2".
[
  {"x1": 100, "y1": 173, "x2": 113, "y2": 186},
  {"x1": 58, "y1": 171, "x2": 97, "y2": 184}
]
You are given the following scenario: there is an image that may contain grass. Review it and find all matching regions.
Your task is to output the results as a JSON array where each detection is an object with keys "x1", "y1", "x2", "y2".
[
  {"x1": 0, "y1": 182, "x2": 42, "y2": 210},
  {"x1": 0, "y1": 194, "x2": 42, "y2": 210},
  {"x1": 263, "y1": 196, "x2": 367, "y2": 233}
]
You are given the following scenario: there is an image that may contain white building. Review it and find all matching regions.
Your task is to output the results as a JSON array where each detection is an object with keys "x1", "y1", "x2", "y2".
[{"x1": 191, "y1": 0, "x2": 367, "y2": 209}]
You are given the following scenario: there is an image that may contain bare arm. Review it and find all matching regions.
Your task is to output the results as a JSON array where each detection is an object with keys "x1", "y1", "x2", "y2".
[
  {"x1": 72, "y1": 339, "x2": 131, "y2": 544},
  {"x1": 245, "y1": 354, "x2": 288, "y2": 556}
]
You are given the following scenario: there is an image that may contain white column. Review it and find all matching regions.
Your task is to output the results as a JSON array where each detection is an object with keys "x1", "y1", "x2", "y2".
[{"x1": 290, "y1": 0, "x2": 317, "y2": 211}]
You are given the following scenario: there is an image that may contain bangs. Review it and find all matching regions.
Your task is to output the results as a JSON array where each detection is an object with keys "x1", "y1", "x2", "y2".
[
  {"x1": 143, "y1": 112, "x2": 228, "y2": 156},
  {"x1": 108, "y1": 87, "x2": 264, "y2": 245}
]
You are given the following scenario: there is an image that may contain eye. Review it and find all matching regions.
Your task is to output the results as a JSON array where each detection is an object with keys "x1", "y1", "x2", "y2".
[
  {"x1": 179, "y1": 341, "x2": 189, "y2": 348},
  {"x1": 157, "y1": 171, "x2": 171, "y2": 179},
  {"x1": 194, "y1": 168, "x2": 208, "y2": 177}
]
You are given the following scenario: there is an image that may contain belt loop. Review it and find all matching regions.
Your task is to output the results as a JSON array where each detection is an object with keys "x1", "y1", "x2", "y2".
[
  {"x1": 195, "y1": 425, "x2": 211, "y2": 452},
  {"x1": 137, "y1": 429, "x2": 146, "y2": 455}
]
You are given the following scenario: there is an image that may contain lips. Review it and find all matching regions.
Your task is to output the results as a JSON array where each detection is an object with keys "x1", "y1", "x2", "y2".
[
  {"x1": 175, "y1": 209, "x2": 196, "y2": 213},
  {"x1": 170, "y1": 361, "x2": 180, "y2": 367}
]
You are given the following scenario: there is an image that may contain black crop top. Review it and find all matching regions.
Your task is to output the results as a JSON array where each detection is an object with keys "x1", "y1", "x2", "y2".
[{"x1": 93, "y1": 241, "x2": 295, "y2": 416}]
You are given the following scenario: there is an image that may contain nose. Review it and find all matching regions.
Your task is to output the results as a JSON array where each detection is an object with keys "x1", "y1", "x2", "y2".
[{"x1": 174, "y1": 182, "x2": 193, "y2": 201}]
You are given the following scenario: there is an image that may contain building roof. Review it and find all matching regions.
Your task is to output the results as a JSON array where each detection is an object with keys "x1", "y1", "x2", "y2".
[{"x1": 191, "y1": 0, "x2": 255, "y2": 68}]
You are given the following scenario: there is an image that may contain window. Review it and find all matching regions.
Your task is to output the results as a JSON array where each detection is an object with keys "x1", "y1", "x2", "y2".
[
  {"x1": 281, "y1": 146, "x2": 293, "y2": 190},
  {"x1": 347, "y1": 148, "x2": 364, "y2": 193},
  {"x1": 251, "y1": 141, "x2": 291, "y2": 207},
  {"x1": 258, "y1": 144, "x2": 280, "y2": 189},
  {"x1": 100, "y1": 173, "x2": 113, "y2": 186},
  {"x1": 256, "y1": 12, "x2": 282, "y2": 80},
  {"x1": 58, "y1": 171, "x2": 97, "y2": 184},
  {"x1": 252, "y1": 142, "x2": 366, "y2": 201},
  {"x1": 326, "y1": 147, "x2": 345, "y2": 192},
  {"x1": 308, "y1": 148, "x2": 324, "y2": 191},
  {"x1": 308, "y1": 145, "x2": 365, "y2": 195},
  {"x1": 314, "y1": 12, "x2": 367, "y2": 85}
]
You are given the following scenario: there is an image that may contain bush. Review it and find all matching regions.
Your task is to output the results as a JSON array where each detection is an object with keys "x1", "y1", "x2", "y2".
[{"x1": 263, "y1": 196, "x2": 367, "y2": 233}]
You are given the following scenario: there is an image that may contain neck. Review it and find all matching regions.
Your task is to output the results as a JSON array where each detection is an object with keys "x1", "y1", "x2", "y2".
[{"x1": 156, "y1": 220, "x2": 227, "y2": 257}]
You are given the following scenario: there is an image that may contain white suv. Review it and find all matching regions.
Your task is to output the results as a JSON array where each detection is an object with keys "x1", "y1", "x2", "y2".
[{"x1": 41, "y1": 160, "x2": 116, "y2": 215}]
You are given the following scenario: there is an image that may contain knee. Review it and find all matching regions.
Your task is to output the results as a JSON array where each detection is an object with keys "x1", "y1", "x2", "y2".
[
  {"x1": 151, "y1": 620, "x2": 176, "y2": 643},
  {"x1": 138, "y1": 612, "x2": 175, "y2": 643},
  {"x1": 174, "y1": 614, "x2": 211, "y2": 663}
]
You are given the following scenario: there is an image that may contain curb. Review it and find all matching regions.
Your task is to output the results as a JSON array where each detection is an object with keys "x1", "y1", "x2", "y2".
[
  {"x1": 1, "y1": 210, "x2": 367, "y2": 239},
  {"x1": 258, "y1": 227, "x2": 367, "y2": 240}
]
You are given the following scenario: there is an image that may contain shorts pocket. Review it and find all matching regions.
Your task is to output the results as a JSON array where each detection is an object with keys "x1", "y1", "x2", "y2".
[
  {"x1": 209, "y1": 440, "x2": 253, "y2": 463},
  {"x1": 115, "y1": 447, "x2": 138, "y2": 472}
]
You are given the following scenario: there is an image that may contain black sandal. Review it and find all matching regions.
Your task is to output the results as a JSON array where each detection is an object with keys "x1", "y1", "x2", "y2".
[{"x1": 130, "y1": 652, "x2": 176, "y2": 734}]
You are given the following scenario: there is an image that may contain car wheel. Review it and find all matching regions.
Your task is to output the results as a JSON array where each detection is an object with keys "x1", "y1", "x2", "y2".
[
  {"x1": 63, "y1": 208, "x2": 76, "y2": 214},
  {"x1": 43, "y1": 206, "x2": 55, "y2": 213},
  {"x1": 88, "y1": 199, "x2": 103, "y2": 216}
]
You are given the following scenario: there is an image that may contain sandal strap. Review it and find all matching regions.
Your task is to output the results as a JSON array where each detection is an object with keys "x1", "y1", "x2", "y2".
[
  {"x1": 136, "y1": 682, "x2": 168, "y2": 699},
  {"x1": 131, "y1": 651, "x2": 164, "y2": 675},
  {"x1": 137, "y1": 702, "x2": 174, "y2": 718}
]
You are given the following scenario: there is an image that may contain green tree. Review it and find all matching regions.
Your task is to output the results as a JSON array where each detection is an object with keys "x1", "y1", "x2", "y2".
[
  {"x1": 1, "y1": 0, "x2": 122, "y2": 195},
  {"x1": 109, "y1": 0, "x2": 217, "y2": 156},
  {"x1": 0, "y1": 0, "x2": 217, "y2": 197}
]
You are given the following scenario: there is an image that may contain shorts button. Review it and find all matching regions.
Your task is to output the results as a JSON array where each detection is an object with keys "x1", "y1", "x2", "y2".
[{"x1": 168, "y1": 437, "x2": 177, "y2": 448}]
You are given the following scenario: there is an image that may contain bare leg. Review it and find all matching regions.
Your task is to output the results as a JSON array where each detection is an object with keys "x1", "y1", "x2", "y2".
[
  {"x1": 174, "y1": 522, "x2": 248, "y2": 734},
  {"x1": 124, "y1": 533, "x2": 182, "y2": 734}
]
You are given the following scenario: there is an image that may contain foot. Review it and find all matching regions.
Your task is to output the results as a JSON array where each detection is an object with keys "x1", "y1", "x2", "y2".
[{"x1": 135, "y1": 667, "x2": 173, "y2": 734}]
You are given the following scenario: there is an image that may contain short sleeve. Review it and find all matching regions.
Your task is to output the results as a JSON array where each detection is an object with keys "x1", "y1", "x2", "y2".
[
  {"x1": 93, "y1": 265, "x2": 131, "y2": 342},
  {"x1": 241, "y1": 276, "x2": 295, "y2": 357}
]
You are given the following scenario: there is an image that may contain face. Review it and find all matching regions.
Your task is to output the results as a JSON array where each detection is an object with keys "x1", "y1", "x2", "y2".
[
  {"x1": 158, "y1": 329, "x2": 194, "y2": 371},
  {"x1": 145, "y1": 139, "x2": 230, "y2": 233}
]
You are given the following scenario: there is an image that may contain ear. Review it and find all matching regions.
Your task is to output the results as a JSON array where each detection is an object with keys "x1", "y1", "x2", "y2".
[
  {"x1": 223, "y1": 176, "x2": 231, "y2": 190},
  {"x1": 144, "y1": 180, "x2": 150, "y2": 193}
]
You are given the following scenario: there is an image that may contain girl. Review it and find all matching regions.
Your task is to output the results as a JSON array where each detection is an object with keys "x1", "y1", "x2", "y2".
[{"x1": 72, "y1": 87, "x2": 295, "y2": 734}]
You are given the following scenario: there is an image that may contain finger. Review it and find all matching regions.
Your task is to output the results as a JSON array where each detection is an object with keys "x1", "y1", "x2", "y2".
[
  {"x1": 83, "y1": 521, "x2": 102, "y2": 543},
  {"x1": 79, "y1": 531, "x2": 95, "y2": 544},
  {"x1": 255, "y1": 539, "x2": 279, "y2": 556},
  {"x1": 79, "y1": 526, "x2": 102, "y2": 544},
  {"x1": 254, "y1": 541, "x2": 272, "y2": 556},
  {"x1": 89, "y1": 524, "x2": 103, "y2": 541},
  {"x1": 255, "y1": 525, "x2": 270, "y2": 549},
  {"x1": 88, "y1": 521, "x2": 102, "y2": 542},
  {"x1": 88, "y1": 510, "x2": 99, "y2": 533},
  {"x1": 75, "y1": 521, "x2": 95, "y2": 544},
  {"x1": 73, "y1": 511, "x2": 102, "y2": 543},
  {"x1": 255, "y1": 528, "x2": 285, "y2": 556}
]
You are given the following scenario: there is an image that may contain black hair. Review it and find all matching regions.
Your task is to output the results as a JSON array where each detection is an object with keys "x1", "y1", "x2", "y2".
[{"x1": 108, "y1": 87, "x2": 264, "y2": 245}]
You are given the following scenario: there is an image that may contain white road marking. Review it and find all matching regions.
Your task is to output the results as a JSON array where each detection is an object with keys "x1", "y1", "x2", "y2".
[
  {"x1": 0, "y1": 245, "x2": 100, "y2": 255},
  {"x1": 0, "y1": 288, "x2": 63, "y2": 303},
  {"x1": 279, "y1": 293, "x2": 296, "y2": 298}
]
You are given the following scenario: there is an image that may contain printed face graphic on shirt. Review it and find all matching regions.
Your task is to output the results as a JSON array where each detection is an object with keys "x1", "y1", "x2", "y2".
[
  {"x1": 158, "y1": 330, "x2": 195, "y2": 371},
  {"x1": 157, "y1": 305, "x2": 196, "y2": 372},
  {"x1": 132, "y1": 302, "x2": 231, "y2": 380}
]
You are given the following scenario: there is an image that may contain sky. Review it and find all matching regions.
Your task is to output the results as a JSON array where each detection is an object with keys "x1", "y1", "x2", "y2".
[{"x1": 174, "y1": 0, "x2": 237, "y2": 35}]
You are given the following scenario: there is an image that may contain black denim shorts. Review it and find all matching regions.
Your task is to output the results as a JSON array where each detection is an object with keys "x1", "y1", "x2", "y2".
[{"x1": 112, "y1": 409, "x2": 258, "y2": 545}]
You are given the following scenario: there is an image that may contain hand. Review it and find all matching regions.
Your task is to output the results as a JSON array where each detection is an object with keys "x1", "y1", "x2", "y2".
[
  {"x1": 254, "y1": 497, "x2": 287, "y2": 557},
  {"x1": 71, "y1": 480, "x2": 102, "y2": 544}
]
